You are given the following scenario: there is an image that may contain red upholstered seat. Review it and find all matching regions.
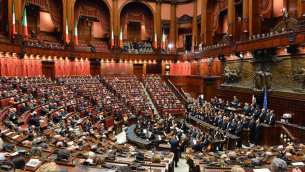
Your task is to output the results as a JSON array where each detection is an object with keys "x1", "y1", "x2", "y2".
[
  {"x1": 180, "y1": 109, "x2": 185, "y2": 113},
  {"x1": 105, "y1": 117, "x2": 114, "y2": 129},
  {"x1": 1, "y1": 99, "x2": 8, "y2": 108},
  {"x1": 174, "y1": 109, "x2": 179, "y2": 113},
  {"x1": 0, "y1": 110, "x2": 8, "y2": 122},
  {"x1": 121, "y1": 114, "x2": 127, "y2": 121},
  {"x1": 17, "y1": 104, "x2": 23, "y2": 113},
  {"x1": 36, "y1": 107, "x2": 42, "y2": 116},
  {"x1": 81, "y1": 110, "x2": 85, "y2": 118},
  {"x1": 91, "y1": 115, "x2": 96, "y2": 123},
  {"x1": 24, "y1": 113, "x2": 32, "y2": 125}
]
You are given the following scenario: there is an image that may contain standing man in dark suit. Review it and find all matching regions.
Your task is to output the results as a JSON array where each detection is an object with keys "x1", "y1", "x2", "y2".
[
  {"x1": 258, "y1": 108, "x2": 266, "y2": 123},
  {"x1": 243, "y1": 103, "x2": 251, "y2": 116},
  {"x1": 169, "y1": 135, "x2": 180, "y2": 167},
  {"x1": 264, "y1": 109, "x2": 271, "y2": 124},
  {"x1": 231, "y1": 96, "x2": 239, "y2": 109},
  {"x1": 235, "y1": 121, "x2": 243, "y2": 148},
  {"x1": 248, "y1": 116, "x2": 256, "y2": 145},
  {"x1": 255, "y1": 120, "x2": 263, "y2": 146},
  {"x1": 268, "y1": 110, "x2": 276, "y2": 126}
]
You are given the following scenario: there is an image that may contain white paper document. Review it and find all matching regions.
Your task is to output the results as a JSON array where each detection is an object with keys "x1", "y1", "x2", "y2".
[
  {"x1": 26, "y1": 159, "x2": 41, "y2": 167},
  {"x1": 253, "y1": 169, "x2": 271, "y2": 172}
]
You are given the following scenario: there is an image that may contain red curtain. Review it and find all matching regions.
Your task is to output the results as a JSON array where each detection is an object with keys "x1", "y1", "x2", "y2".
[
  {"x1": 0, "y1": 57, "x2": 42, "y2": 77},
  {"x1": 54, "y1": 60, "x2": 90, "y2": 76},
  {"x1": 169, "y1": 62, "x2": 191, "y2": 75}
]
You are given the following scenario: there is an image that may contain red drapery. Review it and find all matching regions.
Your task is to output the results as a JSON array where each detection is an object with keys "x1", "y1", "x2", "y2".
[
  {"x1": 54, "y1": 60, "x2": 90, "y2": 76},
  {"x1": 169, "y1": 62, "x2": 191, "y2": 76},
  {"x1": 0, "y1": 57, "x2": 42, "y2": 77}
]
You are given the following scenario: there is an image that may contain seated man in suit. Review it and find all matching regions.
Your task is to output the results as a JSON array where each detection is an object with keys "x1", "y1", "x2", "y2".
[
  {"x1": 29, "y1": 112, "x2": 41, "y2": 128},
  {"x1": 20, "y1": 103, "x2": 29, "y2": 114}
]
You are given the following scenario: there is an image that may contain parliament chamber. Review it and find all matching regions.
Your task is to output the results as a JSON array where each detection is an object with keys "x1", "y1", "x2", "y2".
[{"x1": 0, "y1": 0, "x2": 305, "y2": 172}]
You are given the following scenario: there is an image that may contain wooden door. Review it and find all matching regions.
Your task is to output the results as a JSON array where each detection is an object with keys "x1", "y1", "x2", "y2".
[
  {"x1": 133, "y1": 64, "x2": 143, "y2": 81},
  {"x1": 90, "y1": 63, "x2": 101, "y2": 76},
  {"x1": 42, "y1": 61, "x2": 55, "y2": 81},
  {"x1": 127, "y1": 22, "x2": 141, "y2": 42}
]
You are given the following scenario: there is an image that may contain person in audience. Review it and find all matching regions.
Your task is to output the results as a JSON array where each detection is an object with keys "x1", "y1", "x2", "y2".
[
  {"x1": 271, "y1": 158, "x2": 287, "y2": 172},
  {"x1": 36, "y1": 162, "x2": 60, "y2": 172},
  {"x1": 152, "y1": 154, "x2": 161, "y2": 164},
  {"x1": 11, "y1": 156, "x2": 26, "y2": 170},
  {"x1": 231, "y1": 165, "x2": 245, "y2": 172}
]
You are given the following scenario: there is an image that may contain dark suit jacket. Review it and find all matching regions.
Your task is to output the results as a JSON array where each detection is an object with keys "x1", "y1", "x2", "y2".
[
  {"x1": 169, "y1": 138, "x2": 179, "y2": 153},
  {"x1": 244, "y1": 106, "x2": 251, "y2": 116},
  {"x1": 248, "y1": 120, "x2": 256, "y2": 133},
  {"x1": 235, "y1": 125, "x2": 243, "y2": 136},
  {"x1": 259, "y1": 112, "x2": 266, "y2": 122},
  {"x1": 255, "y1": 124, "x2": 263, "y2": 139},
  {"x1": 269, "y1": 115, "x2": 276, "y2": 126}
]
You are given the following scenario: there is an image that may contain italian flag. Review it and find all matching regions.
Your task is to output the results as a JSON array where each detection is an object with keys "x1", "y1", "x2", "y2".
[
  {"x1": 12, "y1": 4, "x2": 15, "y2": 39},
  {"x1": 65, "y1": 19, "x2": 69, "y2": 44},
  {"x1": 74, "y1": 22, "x2": 78, "y2": 46},
  {"x1": 154, "y1": 29, "x2": 157, "y2": 50},
  {"x1": 22, "y1": 7, "x2": 28, "y2": 40},
  {"x1": 162, "y1": 30, "x2": 165, "y2": 50},
  {"x1": 111, "y1": 27, "x2": 114, "y2": 49},
  {"x1": 119, "y1": 27, "x2": 123, "y2": 49}
]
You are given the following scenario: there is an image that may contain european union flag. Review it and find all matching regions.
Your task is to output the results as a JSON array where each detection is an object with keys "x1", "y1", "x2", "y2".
[{"x1": 263, "y1": 89, "x2": 267, "y2": 109}]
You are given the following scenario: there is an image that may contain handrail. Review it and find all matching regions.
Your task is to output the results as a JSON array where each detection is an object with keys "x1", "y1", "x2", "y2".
[
  {"x1": 180, "y1": 87, "x2": 188, "y2": 100},
  {"x1": 279, "y1": 125, "x2": 296, "y2": 142},
  {"x1": 166, "y1": 79, "x2": 188, "y2": 106},
  {"x1": 276, "y1": 121, "x2": 304, "y2": 144}
]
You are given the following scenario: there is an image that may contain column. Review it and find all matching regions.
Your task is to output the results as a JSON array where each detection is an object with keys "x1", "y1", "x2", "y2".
[
  {"x1": 297, "y1": 0, "x2": 304, "y2": 18},
  {"x1": 156, "y1": 0, "x2": 162, "y2": 50},
  {"x1": 192, "y1": 0, "x2": 198, "y2": 51},
  {"x1": 170, "y1": 1, "x2": 177, "y2": 53},
  {"x1": 249, "y1": 0, "x2": 261, "y2": 36},
  {"x1": 113, "y1": 0, "x2": 119, "y2": 47},
  {"x1": 66, "y1": 0, "x2": 73, "y2": 44},
  {"x1": 227, "y1": 0, "x2": 235, "y2": 42},
  {"x1": 242, "y1": 0, "x2": 249, "y2": 36},
  {"x1": 200, "y1": 0, "x2": 205, "y2": 45},
  {"x1": 8, "y1": 0, "x2": 13, "y2": 39}
]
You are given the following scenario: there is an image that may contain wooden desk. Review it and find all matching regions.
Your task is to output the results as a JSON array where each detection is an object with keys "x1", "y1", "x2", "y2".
[
  {"x1": 114, "y1": 120, "x2": 123, "y2": 135},
  {"x1": 188, "y1": 116, "x2": 240, "y2": 150}
]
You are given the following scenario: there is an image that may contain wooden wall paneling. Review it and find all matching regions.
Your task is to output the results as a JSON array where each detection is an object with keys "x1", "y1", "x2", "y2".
[{"x1": 191, "y1": 62, "x2": 198, "y2": 75}]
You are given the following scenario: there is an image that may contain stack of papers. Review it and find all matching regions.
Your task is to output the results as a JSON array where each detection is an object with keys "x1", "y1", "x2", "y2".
[
  {"x1": 26, "y1": 159, "x2": 41, "y2": 167},
  {"x1": 12, "y1": 135, "x2": 20, "y2": 139},
  {"x1": 292, "y1": 162, "x2": 304, "y2": 166},
  {"x1": 253, "y1": 169, "x2": 271, "y2": 172}
]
